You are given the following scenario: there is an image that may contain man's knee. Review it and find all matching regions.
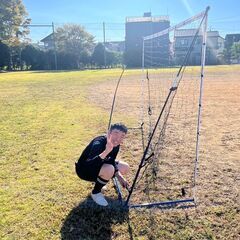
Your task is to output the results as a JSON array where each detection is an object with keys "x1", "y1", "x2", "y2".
[
  {"x1": 118, "y1": 161, "x2": 130, "y2": 175},
  {"x1": 99, "y1": 164, "x2": 115, "y2": 179}
]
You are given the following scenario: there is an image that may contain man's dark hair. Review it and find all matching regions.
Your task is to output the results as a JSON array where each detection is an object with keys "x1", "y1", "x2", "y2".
[{"x1": 110, "y1": 123, "x2": 128, "y2": 134}]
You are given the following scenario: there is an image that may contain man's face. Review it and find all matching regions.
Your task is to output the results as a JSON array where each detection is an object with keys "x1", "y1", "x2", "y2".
[{"x1": 109, "y1": 129, "x2": 126, "y2": 147}]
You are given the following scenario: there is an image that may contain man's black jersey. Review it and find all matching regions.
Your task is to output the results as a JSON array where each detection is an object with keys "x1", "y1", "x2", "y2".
[{"x1": 77, "y1": 135, "x2": 119, "y2": 167}]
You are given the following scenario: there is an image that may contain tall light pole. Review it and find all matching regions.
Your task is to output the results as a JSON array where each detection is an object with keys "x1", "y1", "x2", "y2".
[
  {"x1": 103, "y1": 22, "x2": 106, "y2": 68},
  {"x1": 52, "y1": 22, "x2": 58, "y2": 70}
]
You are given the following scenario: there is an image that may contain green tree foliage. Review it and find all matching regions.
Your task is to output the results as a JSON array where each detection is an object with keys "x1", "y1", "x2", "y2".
[
  {"x1": 57, "y1": 51, "x2": 79, "y2": 70},
  {"x1": 91, "y1": 43, "x2": 105, "y2": 67},
  {"x1": 55, "y1": 24, "x2": 95, "y2": 67},
  {"x1": 0, "y1": 0, "x2": 30, "y2": 46},
  {"x1": 91, "y1": 43, "x2": 123, "y2": 67},
  {"x1": 0, "y1": 41, "x2": 10, "y2": 69},
  {"x1": 21, "y1": 45, "x2": 46, "y2": 70},
  {"x1": 106, "y1": 51, "x2": 123, "y2": 67},
  {"x1": 231, "y1": 42, "x2": 240, "y2": 62},
  {"x1": 21, "y1": 45, "x2": 81, "y2": 70},
  {"x1": 124, "y1": 49, "x2": 142, "y2": 68},
  {"x1": 223, "y1": 48, "x2": 231, "y2": 64}
]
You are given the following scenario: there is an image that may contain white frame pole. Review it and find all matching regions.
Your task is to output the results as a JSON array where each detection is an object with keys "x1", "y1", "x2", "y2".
[{"x1": 193, "y1": 7, "x2": 209, "y2": 202}]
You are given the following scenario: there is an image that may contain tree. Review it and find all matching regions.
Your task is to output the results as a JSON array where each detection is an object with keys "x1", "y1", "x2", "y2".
[
  {"x1": 222, "y1": 48, "x2": 231, "y2": 64},
  {"x1": 231, "y1": 42, "x2": 240, "y2": 62},
  {"x1": 0, "y1": 0, "x2": 30, "y2": 44},
  {"x1": 216, "y1": 51, "x2": 226, "y2": 65},
  {"x1": 55, "y1": 24, "x2": 95, "y2": 68},
  {"x1": 91, "y1": 43, "x2": 105, "y2": 67},
  {"x1": 21, "y1": 45, "x2": 46, "y2": 70},
  {"x1": 106, "y1": 51, "x2": 123, "y2": 67},
  {"x1": 0, "y1": 0, "x2": 31, "y2": 70},
  {"x1": 92, "y1": 43, "x2": 123, "y2": 68},
  {"x1": 0, "y1": 41, "x2": 10, "y2": 69},
  {"x1": 57, "y1": 51, "x2": 79, "y2": 70},
  {"x1": 124, "y1": 49, "x2": 142, "y2": 68}
]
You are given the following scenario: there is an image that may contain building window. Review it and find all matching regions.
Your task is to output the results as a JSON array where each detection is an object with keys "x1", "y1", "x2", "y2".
[
  {"x1": 180, "y1": 39, "x2": 188, "y2": 46},
  {"x1": 197, "y1": 38, "x2": 202, "y2": 45}
]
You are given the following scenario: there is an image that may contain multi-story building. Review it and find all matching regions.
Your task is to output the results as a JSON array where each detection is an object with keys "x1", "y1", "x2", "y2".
[
  {"x1": 125, "y1": 12, "x2": 170, "y2": 68},
  {"x1": 206, "y1": 31, "x2": 224, "y2": 64},
  {"x1": 224, "y1": 34, "x2": 240, "y2": 63},
  {"x1": 174, "y1": 29, "x2": 224, "y2": 65},
  {"x1": 225, "y1": 34, "x2": 240, "y2": 49},
  {"x1": 40, "y1": 33, "x2": 55, "y2": 50}
]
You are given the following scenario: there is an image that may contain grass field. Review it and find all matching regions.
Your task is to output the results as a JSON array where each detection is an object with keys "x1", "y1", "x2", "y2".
[{"x1": 0, "y1": 66, "x2": 239, "y2": 239}]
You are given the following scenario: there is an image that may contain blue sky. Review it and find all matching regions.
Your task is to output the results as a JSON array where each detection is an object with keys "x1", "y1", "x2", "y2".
[{"x1": 22, "y1": 0, "x2": 240, "y2": 43}]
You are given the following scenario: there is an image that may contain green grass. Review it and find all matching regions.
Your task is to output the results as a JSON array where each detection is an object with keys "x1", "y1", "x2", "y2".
[
  {"x1": 0, "y1": 69, "x2": 127, "y2": 239},
  {"x1": 0, "y1": 68, "x2": 239, "y2": 240}
]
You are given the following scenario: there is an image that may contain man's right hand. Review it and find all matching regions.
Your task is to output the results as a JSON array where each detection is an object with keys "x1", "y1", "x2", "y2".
[
  {"x1": 105, "y1": 133, "x2": 114, "y2": 153},
  {"x1": 99, "y1": 133, "x2": 113, "y2": 159}
]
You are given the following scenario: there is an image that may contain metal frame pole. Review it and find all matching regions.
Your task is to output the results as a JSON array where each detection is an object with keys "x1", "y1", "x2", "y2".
[
  {"x1": 125, "y1": 7, "x2": 210, "y2": 208},
  {"x1": 141, "y1": 38, "x2": 146, "y2": 150},
  {"x1": 193, "y1": 7, "x2": 209, "y2": 202}
]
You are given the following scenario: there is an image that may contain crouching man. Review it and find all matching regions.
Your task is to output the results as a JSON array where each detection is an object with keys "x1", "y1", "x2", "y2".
[{"x1": 75, "y1": 123, "x2": 129, "y2": 206}]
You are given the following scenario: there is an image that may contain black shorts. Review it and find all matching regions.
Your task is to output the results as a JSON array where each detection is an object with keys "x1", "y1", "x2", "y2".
[
  {"x1": 75, "y1": 159, "x2": 118, "y2": 182},
  {"x1": 75, "y1": 160, "x2": 103, "y2": 182}
]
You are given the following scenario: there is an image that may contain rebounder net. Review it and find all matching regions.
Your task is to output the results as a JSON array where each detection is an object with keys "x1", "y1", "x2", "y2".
[{"x1": 104, "y1": 7, "x2": 209, "y2": 207}]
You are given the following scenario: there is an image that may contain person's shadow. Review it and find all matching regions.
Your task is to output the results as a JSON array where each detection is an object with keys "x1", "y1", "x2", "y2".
[{"x1": 60, "y1": 196, "x2": 129, "y2": 240}]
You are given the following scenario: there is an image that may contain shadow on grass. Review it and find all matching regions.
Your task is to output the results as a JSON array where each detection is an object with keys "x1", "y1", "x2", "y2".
[{"x1": 61, "y1": 196, "x2": 129, "y2": 240}]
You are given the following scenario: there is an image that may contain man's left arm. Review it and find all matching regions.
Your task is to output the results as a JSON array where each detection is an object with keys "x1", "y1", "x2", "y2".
[
  {"x1": 115, "y1": 171, "x2": 128, "y2": 188},
  {"x1": 111, "y1": 147, "x2": 129, "y2": 188}
]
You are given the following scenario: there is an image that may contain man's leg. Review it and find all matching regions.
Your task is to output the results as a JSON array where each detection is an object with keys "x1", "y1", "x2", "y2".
[
  {"x1": 91, "y1": 164, "x2": 115, "y2": 206},
  {"x1": 117, "y1": 160, "x2": 130, "y2": 175}
]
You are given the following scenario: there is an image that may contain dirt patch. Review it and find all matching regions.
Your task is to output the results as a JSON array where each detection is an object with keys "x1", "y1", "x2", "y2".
[
  {"x1": 86, "y1": 68, "x2": 240, "y2": 205},
  {"x1": 84, "y1": 67, "x2": 240, "y2": 239}
]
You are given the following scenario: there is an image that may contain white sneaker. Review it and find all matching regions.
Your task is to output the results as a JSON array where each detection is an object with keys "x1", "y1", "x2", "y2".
[{"x1": 91, "y1": 192, "x2": 108, "y2": 206}]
